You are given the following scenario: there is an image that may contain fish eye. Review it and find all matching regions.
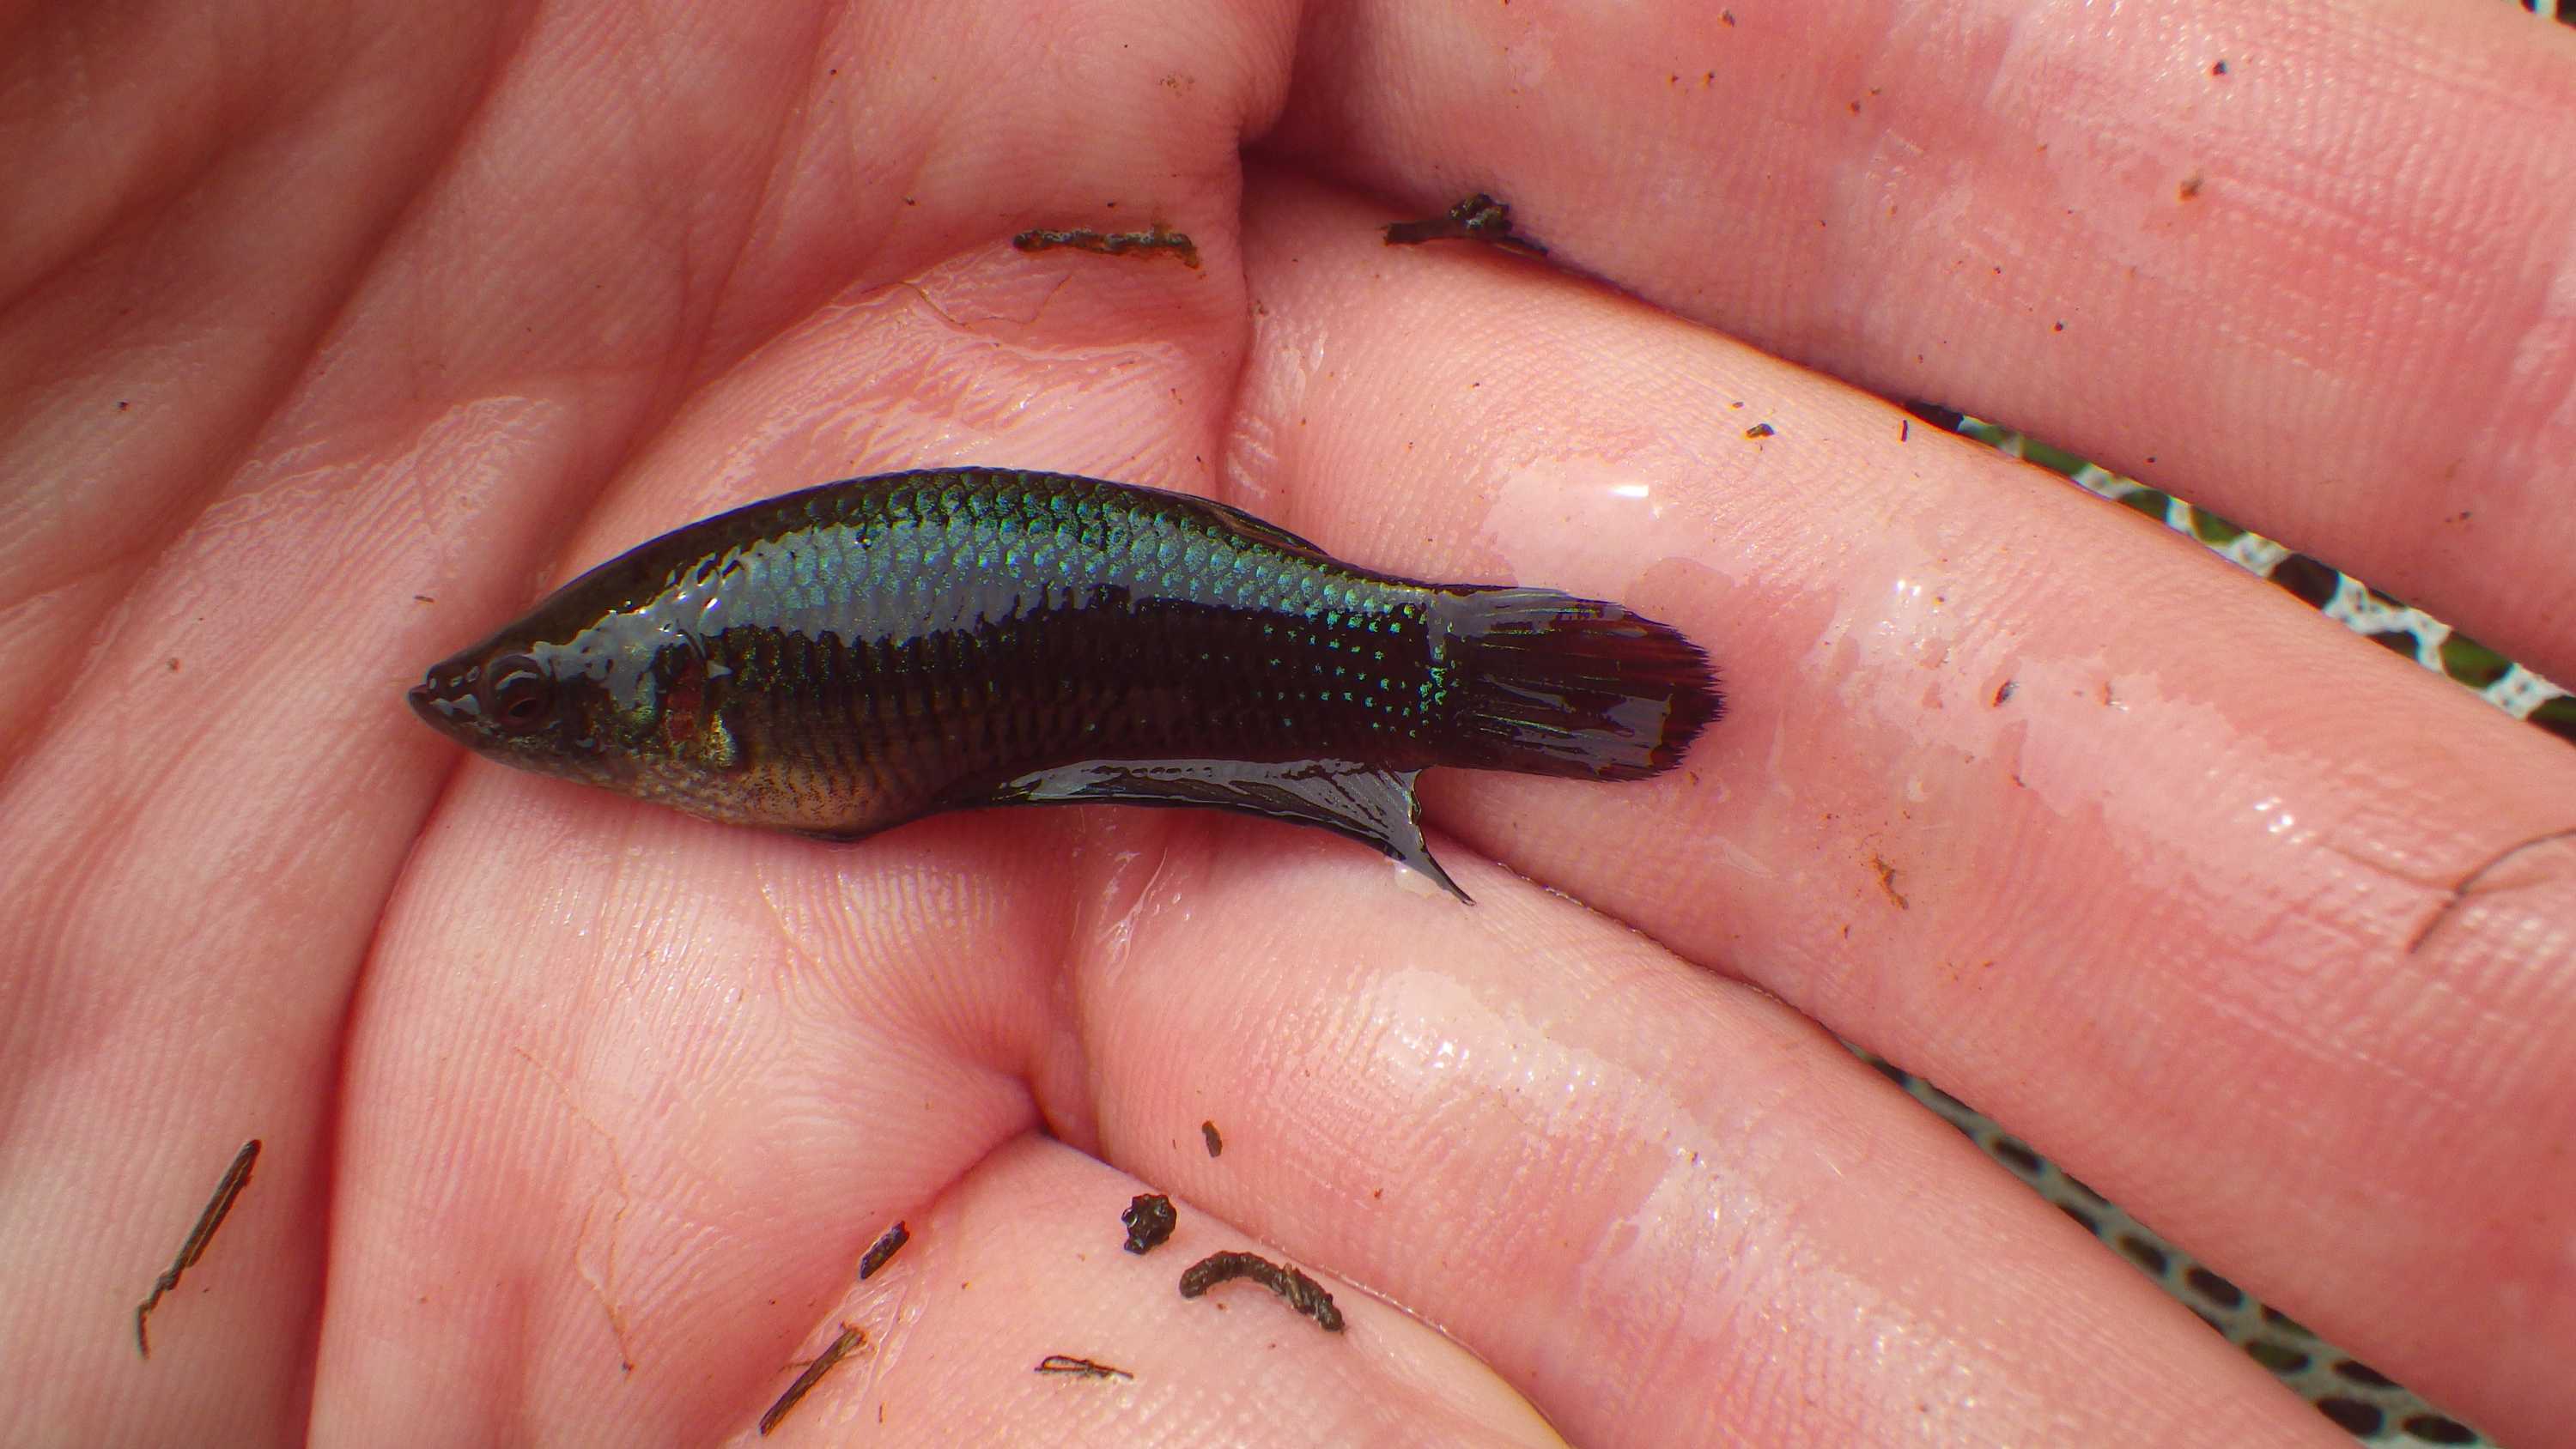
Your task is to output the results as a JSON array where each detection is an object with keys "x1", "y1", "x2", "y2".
[{"x1": 482, "y1": 653, "x2": 556, "y2": 734}]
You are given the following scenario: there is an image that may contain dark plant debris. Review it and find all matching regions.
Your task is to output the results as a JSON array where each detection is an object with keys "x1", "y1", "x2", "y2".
[
  {"x1": 857, "y1": 1221, "x2": 910, "y2": 1281},
  {"x1": 1036, "y1": 1354, "x2": 1134, "y2": 1381},
  {"x1": 1382, "y1": 193, "x2": 1548, "y2": 258},
  {"x1": 759, "y1": 1323, "x2": 866, "y2": 1436},
  {"x1": 2409, "y1": 825, "x2": 2576, "y2": 954},
  {"x1": 1012, "y1": 223, "x2": 1201, "y2": 269},
  {"x1": 1121, "y1": 1193, "x2": 1177, "y2": 1255},
  {"x1": 135, "y1": 1138, "x2": 261, "y2": 1359},
  {"x1": 1177, "y1": 1249, "x2": 1344, "y2": 1332}
]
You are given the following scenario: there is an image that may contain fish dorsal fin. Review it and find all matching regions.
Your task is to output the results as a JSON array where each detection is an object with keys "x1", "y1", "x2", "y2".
[{"x1": 975, "y1": 758, "x2": 1468, "y2": 902}]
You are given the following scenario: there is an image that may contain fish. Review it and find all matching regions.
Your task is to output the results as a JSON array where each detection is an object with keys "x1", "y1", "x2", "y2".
[{"x1": 407, "y1": 468, "x2": 1720, "y2": 900}]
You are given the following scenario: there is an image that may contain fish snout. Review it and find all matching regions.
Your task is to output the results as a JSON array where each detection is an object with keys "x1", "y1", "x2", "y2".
[{"x1": 407, "y1": 662, "x2": 483, "y2": 735}]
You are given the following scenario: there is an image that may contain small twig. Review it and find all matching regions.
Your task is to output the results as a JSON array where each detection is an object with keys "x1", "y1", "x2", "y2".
[
  {"x1": 759, "y1": 1323, "x2": 866, "y2": 1436},
  {"x1": 136, "y1": 1139, "x2": 261, "y2": 1359},
  {"x1": 1035, "y1": 1353, "x2": 1133, "y2": 1381},
  {"x1": 856, "y1": 1221, "x2": 909, "y2": 1281},
  {"x1": 1012, "y1": 224, "x2": 1201, "y2": 269},
  {"x1": 1382, "y1": 193, "x2": 1549, "y2": 257}
]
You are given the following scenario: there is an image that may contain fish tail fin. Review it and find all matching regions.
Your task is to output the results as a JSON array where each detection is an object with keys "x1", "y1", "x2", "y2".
[{"x1": 1433, "y1": 586, "x2": 1722, "y2": 780}]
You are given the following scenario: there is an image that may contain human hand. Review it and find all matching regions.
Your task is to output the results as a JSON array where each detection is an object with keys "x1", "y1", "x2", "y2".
[{"x1": 6, "y1": 1, "x2": 2570, "y2": 1444}]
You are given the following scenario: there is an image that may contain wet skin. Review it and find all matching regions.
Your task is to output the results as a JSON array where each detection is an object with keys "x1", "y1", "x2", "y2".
[{"x1": 4, "y1": 3, "x2": 2573, "y2": 1447}]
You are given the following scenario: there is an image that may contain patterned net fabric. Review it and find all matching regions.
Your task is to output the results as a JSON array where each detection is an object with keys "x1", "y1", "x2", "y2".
[
  {"x1": 1966, "y1": 420, "x2": 2573, "y2": 743},
  {"x1": 1869, "y1": 1052, "x2": 2494, "y2": 1446}
]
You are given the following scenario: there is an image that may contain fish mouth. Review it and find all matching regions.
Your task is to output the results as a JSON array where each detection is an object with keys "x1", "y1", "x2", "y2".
[{"x1": 407, "y1": 662, "x2": 483, "y2": 735}]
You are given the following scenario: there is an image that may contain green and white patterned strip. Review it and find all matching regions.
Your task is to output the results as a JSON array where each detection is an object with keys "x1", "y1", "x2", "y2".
[{"x1": 1965, "y1": 421, "x2": 2572, "y2": 738}]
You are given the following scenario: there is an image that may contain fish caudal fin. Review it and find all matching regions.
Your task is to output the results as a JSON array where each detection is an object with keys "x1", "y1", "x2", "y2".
[{"x1": 1433, "y1": 586, "x2": 1722, "y2": 781}]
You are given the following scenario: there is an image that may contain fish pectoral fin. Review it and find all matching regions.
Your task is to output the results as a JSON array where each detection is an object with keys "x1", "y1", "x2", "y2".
[{"x1": 986, "y1": 759, "x2": 1469, "y2": 903}]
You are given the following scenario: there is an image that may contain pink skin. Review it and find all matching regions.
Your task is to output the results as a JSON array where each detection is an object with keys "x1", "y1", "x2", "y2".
[{"x1": 2, "y1": 1, "x2": 2568, "y2": 1444}]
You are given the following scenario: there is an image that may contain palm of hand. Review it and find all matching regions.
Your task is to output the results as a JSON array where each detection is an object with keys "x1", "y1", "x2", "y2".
[{"x1": 8, "y1": 3, "x2": 2573, "y2": 1446}]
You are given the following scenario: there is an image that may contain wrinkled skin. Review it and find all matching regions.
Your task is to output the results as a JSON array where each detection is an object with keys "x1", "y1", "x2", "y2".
[{"x1": 5, "y1": 3, "x2": 2573, "y2": 1445}]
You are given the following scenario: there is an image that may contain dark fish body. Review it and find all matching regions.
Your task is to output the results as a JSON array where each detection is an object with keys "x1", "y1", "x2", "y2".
[{"x1": 408, "y1": 469, "x2": 1720, "y2": 899}]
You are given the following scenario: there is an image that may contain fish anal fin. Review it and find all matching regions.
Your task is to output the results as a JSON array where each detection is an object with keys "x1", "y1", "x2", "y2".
[{"x1": 978, "y1": 758, "x2": 1469, "y2": 902}]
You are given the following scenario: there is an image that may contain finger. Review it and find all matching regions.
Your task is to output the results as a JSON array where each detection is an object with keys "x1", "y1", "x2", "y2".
[
  {"x1": 3, "y1": 0, "x2": 1301, "y2": 1436},
  {"x1": 0, "y1": 0, "x2": 480, "y2": 1410},
  {"x1": 1226, "y1": 172, "x2": 2576, "y2": 1446},
  {"x1": 314, "y1": 1, "x2": 1318, "y2": 1427},
  {"x1": 320, "y1": 775, "x2": 1078, "y2": 1440},
  {"x1": 324, "y1": 778, "x2": 1550, "y2": 1444},
  {"x1": 1067, "y1": 828, "x2": 2352, "y2": 1445},
  {"x1": 1269, "y1": 0, "x2": 2576, "y2": 688},
  {"x1": 0, "y1": 0, "x2": 509, "y2": 752},
  {"x1": 0, "y1": 2, "x2": 821, "y2": 1434},
  {"x1": 744, "y1": 1138, "x2": 1561, "y2": 1446},
  {"x1": 314, "y1": 238, "x2": 1265, "y2": 1438}
]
